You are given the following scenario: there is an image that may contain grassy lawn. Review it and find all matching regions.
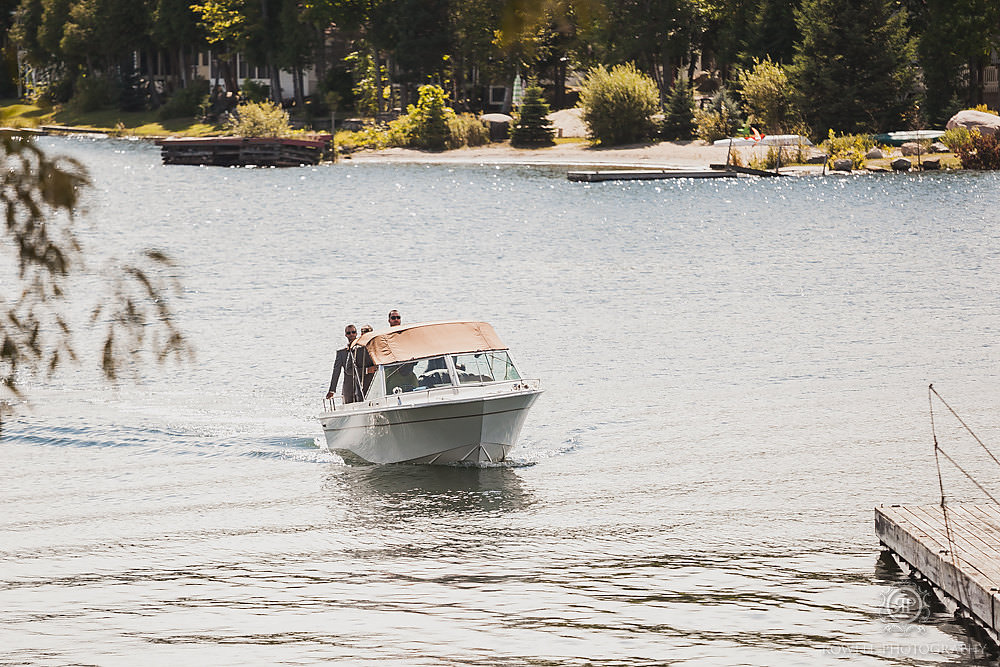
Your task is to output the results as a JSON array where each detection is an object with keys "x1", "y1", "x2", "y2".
[{"x1": 0, "y1": 100, "x2": 220, "y2": 137}]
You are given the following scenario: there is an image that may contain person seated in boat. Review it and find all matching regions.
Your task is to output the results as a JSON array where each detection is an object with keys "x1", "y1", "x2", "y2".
[
  {"x1": 359, "y1": 324, "x2": 373, "y2": 336},
  {"x1": 325, "y1": 324, "x2": 358, "y2": 403},
  {"x1": 388, "y1": 309, "x2": 401, "y2": 327},
  {"x1": 385, "y1": 362, "x2": 418, "y2": 394}
]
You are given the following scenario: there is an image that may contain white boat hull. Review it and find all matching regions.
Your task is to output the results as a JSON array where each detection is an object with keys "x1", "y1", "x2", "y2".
[{"x1": 319, "y1": 388, "x2": 541, "y2": 465}]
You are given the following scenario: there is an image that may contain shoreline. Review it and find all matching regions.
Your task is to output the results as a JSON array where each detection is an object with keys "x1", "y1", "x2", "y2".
[
  {"x1": 342, "y1": 141, "x2": 963, "y2": 176},
  {"x1": 34, "y1": 124, "x2": 957, "y2": 175}
]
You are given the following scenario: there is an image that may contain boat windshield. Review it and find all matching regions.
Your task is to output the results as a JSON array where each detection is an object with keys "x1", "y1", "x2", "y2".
[
  {"x1": 452, "y1": 351, "x2": 521, "y2": 384},
  {"x1": 384, "y1": 356, "x2": 451, "y2": 393}
]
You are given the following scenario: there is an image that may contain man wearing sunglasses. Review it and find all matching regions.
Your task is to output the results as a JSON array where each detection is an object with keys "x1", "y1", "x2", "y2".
[
  {"x1": 388, "y1": 310, "x2": 402, "y2": 326},
  {"x1": 325, "y1": 324, "x2": 358, "y2": 403}
]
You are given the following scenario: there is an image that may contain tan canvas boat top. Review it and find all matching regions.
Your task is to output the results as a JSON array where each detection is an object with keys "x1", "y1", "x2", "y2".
[{"x1": 355, "y1": 321, "x2": 507, "y2": 365}]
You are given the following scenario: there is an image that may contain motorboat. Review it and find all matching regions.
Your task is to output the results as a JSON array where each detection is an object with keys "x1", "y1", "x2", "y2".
[{"x1": 318, "y1": 321, "x2": 542, "y2": 465}]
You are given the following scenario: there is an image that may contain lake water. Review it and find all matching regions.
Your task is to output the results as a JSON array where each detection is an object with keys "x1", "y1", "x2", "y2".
[{"x1": 3, "y1": 136, "x2": 1000, "y2": 665}]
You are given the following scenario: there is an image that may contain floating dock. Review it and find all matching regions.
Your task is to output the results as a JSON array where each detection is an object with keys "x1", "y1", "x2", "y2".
[
  {"x1": 156, "y1": 136, "x2": 330, "y2": 167},
  {"x1": 875, "y1": 504, "x2": 1000, "y2": 647},
  {"x1": 567, "y1": 169, "x2": 737, "y2": 182}
]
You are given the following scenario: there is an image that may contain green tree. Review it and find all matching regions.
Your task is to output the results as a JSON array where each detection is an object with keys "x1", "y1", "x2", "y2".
[
  {"x1": 407, "y1": 84, "x2": 451, "y2": 149},
  {"x1": 11, "y1": 0, "x2": 48, "y2": 66},
  {"x1": 278, "y1": 0, "x2": 318, "y2": 108},
  {"x1": 510, "y1": 84, "x2": 555, "y2": 146},
  {"x1": 599, "y1": 0, "x2": 702, "y2": 98},
  {"x1": 38, "y1": 0, "x2": 72, "y2": 64},
  {"x1": 914, "y1": 0, "x2": 1000, "y2": 124},
  {"x1": 151, "y1": 0, "x2": 206, "y2": 90},
  {"x1": 661, "y1": 75, "x2": 696, "y2": 140},
  {"x1": 1, "y1": 135, "x2": 190, "y2": 424},
  {"x1": 787, "y1": 0, "x2": 916, "y2": 135},
  {"x1": 191, "y1": 0, "x2": 250, "y2": 93},
  {"x1": 579, "y1": 62, "x2": 659, "y2": 145},
  {"x1": 744, "y1": 0, "x2": 799, "y2": 65},
  {"x1": 389, "y1": 0, "x2": 451, "y2": 101}
]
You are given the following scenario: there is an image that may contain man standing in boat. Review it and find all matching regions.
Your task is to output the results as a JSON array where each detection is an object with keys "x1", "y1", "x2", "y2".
[{"x1": 326, "y1": 324, "x2": 358, "y2": 403}]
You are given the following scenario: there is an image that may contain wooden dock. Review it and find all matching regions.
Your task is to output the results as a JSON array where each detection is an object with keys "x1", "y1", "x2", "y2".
[
  {"x1": 156, "y1": 136, "x2": 330, "y2": 167},
  {"x1": 709, "y1": 163, "x2": 787, "y2": 177},
  {"x1": 875, "y1": 504, "x2": 1000, "y2": 646},
  {"x1": 567, "y1": 169, "x2": 737, "y2": 182}
]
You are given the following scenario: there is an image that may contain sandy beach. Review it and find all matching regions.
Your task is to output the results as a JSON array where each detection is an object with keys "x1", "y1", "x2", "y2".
[
  {"x1": 345, "y1": 139, "x2": 741, "y2": 170},
  {"x1": 344, "y1": 108, "x2": 831, "y2": 172},
  {"x1": 343, "y1": 106, "x2": 749, "y2": 169}
]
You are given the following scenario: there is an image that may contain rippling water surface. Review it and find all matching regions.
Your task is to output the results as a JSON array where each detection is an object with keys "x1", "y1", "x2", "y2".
[{"x1": 4, "y1": 137, "x2": 1000, "y2": 665}]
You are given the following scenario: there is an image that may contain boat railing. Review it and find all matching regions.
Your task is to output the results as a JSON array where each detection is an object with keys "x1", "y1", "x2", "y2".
[{"x1": 321, "y1": 378, "x2": 540, "y2": 413}]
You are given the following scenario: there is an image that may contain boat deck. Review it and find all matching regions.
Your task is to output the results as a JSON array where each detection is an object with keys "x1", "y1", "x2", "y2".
[{"x1": 875, "y1": 503, "x2": 1000, "y2": 645}]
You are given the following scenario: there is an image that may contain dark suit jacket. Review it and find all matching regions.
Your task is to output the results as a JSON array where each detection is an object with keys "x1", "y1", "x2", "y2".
[
  {"x1": 328, "y1": 346, "x2": 356, "y2": 400},
  {"x1": 353, "y1": 345, "x2": 375, "y2": 398}
]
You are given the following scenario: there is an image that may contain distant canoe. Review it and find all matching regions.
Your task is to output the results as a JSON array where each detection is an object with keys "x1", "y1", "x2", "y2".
[
  {"x1": 156, "y1": 136, "x2": 331, "y2": 167},
  {"x1": 873, "y1": 130, "x2": 945, "y2": 146}
]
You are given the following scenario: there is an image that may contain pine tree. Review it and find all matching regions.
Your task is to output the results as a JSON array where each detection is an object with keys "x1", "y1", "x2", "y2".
[
  {"x1": 510, "y1": 85, "x2": 555, "y2": 147},
  {"x1": 788, "y1": 0, "x2": 916, "y2": 135},
  {"x1": 660, "y1": 77, "x2": 696, "y2": 140}
]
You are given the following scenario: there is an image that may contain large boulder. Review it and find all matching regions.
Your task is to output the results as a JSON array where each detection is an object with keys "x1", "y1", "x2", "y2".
[
  {"x1": 832, "y1": 158, "x2": 853, "y2": 172},
  {"x1": 891, "y1": 157, "x2": 912, "y2": 172},
  {"x1": 900, "y1": 142, "x2": 924, "y2": 156},
  {"x1": 866, "y1": 147, "x2": 884, "y2": 159},
  {"x1": 946, "y1": 109, "x2": 1000, "y2": 136},
  {"x1": 480, "y1": 113, "x2": 513, "y2": 142},
  {"x1": 921, "y1": 158, "x2": 941, "y2": 170}
]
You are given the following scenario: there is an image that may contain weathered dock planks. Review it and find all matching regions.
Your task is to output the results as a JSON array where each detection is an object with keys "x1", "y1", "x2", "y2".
[
  {"x1": 567, "y1": 169, "x2": 737, "y2": 182},
  {"x1": 708, "y1": 163, "x2": 787, "y2": 177},
  {"x1": 875, "y1": 504, "x2": 1000, "y2": 646},
  {"x1": 156, "y1": 136, "x2": 330, "y2": 167}
]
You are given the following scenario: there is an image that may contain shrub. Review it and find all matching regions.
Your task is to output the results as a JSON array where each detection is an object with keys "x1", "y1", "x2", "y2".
[
  {"x1": 821, "y1": 130, "x2": 874, "y2": 169},
  {"x1": 406, "y1": 84, "x2": 450, "y2": 150},
  {"x1": 334, "y1": 126, "x2": 388, "y2": 152},
  {"x1": 225, "y1": 100, "x2": 292, "y2": 137},
  {"x1": 940, "y1": 126, "x2": 970, "y2": 152},
  {"x1": 956, "y1": 131, "x2": 1000, "y2": 169},
  {"x1": 749, "y1": 145, "x2": 785, "y2": 170},
  {"x1": 68, "y1": 73, "x2": 120, "y2": 112},
  {"x1": 579, "y1": 63, "x2": 659, "y2": 145},
  {"x1": 447, "y1": 113, "x2": 490, "y2": 148},
  {"x1": 694, "y1": 108, "x2": 730, "y2": 143},
  {"x1": 158, "y1": 78, "x2": 211, "y2": 120},
  {"x1": 660, "y1": 76, "x2": 696, "y2": 140},
  {"x1": 737, "y1": 57, "x2": 793, "y2": 134},
  {"x1": 970, "y1": 104, "x2": 999, "y2": 116},
  {"x1": 510, "y1": 85, "x2": 555, "y2": 147},
  {"x1": 26, "y1": 75, "x2": 74, "y2": 105},
  {"x1": 694, "y1": 88, "x2": 743, "y2": 143}
]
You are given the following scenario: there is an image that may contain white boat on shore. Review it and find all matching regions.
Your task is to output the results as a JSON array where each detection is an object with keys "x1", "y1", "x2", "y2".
[{"x1": 318, "y1": 321, "x2": 542, "y2": 465}]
